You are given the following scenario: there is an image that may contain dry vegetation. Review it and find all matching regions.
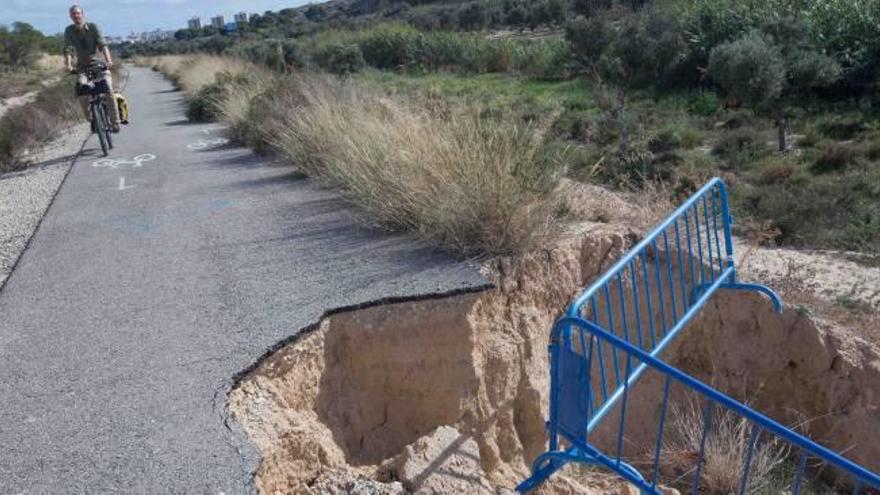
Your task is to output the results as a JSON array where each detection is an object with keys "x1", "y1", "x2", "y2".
[
  {"x1": 664, "y1": 399, "x2": 789, "y2": 494},
  {"x1": 145, "y1": 55, "x2": 566, "y2": 257},
  {"x1": 135, "y1": 55, "x2": 257, "y2": 96},
  {"x1": 268, "y1": 76, "x2": 564, "y2": 256}
]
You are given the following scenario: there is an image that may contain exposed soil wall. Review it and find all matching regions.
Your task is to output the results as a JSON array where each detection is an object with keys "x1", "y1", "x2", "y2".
[{"x1": 228, "y1": 225, "x2": 880, "y2": 494}]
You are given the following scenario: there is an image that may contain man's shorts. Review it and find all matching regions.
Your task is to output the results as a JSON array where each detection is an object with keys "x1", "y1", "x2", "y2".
[{"x1": 75, "y1": 74, "x2": 113, "y2": 96}]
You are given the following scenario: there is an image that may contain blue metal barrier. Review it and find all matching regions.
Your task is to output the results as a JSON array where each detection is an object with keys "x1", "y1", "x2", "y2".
[{"x1": 518, "y1": 178, "x2": 880, "y2": 493}]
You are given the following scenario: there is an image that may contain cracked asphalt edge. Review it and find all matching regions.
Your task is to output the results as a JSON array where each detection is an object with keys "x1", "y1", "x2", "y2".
[{"x1": 216, "y1": 283, "x2": 494, "y2": 490}]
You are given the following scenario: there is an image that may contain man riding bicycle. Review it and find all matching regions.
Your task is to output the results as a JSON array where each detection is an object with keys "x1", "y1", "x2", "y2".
[{"x1": 64, "y1": 4, "x2": 120, "y2": 133}]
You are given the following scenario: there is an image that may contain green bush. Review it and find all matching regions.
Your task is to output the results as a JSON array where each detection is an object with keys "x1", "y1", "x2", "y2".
[
  {"x1": 358, "y1": 23, "x2": 425, "y2": 69},
  {"x1": 707, "y1": 32, "x2": 785, "y2": 106},
  {"x1": 315, "y1": 43, "x2": 366, "y2": 75},
  {"x1": 712, "y1": 127, "x2": 767, "y2": 162},
  {"x1": 649, "y1": 124, "x2": 704, "y2": 153},
  {"x1": 687, "y1": 90, "x2": 721, "y2": 116},
  {"x1": 817, "y1": 115, "x2": 866, "y2": 140},
  {"x1": 811, "y1": 141, "x2": 856, "y2": 173},
  {"x1": 186, "y1": 72, "x2": 247, "y2": 122},
  {"x1": 755, "y1": 159, "x2": 807, "y2": 185},
  {"x1": 736, "y1": 175, "x2": 880, "y2": 251}
]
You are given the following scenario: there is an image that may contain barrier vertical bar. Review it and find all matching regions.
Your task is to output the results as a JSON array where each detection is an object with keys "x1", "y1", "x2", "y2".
[
  {"x1": 641, "y1": 254, "x2": 657, "y2": 348},
  {"x1": 629, "y1": 260, "x2": 644, "y2": 350},
  {"x1": 616, "y1": 273, "x2": 631, "y2": 347},
  {"x1": 684, "y1": 210, "x2": 698, "y2": 297},
  {"x1": 653, "y1": 239, "x2": 670, "y2": 334},
  {"x1": 651, "y1": 376, "x2": 672, "y2": 488},
  {"x1": 674, "y1": 220, "x2": 689, "y2": 314},
  {"x1": 702, "y1": 196, "x2": 716, "y2": 282},
  {"x1": 718, "y1": 181, "x2": 736, "y2": 280},
  {"x1": 590, "y1": 296, "x2": 608, "y2": 402},
  {"x1": 691, "y1": 400, "x2": 715, "y2": 495},
  {"x1": 737, "y1": 424, "x2": 761, "y2": 495},
  {"x1": 693, "y1": 205, "x2": 707, "y2": 286},
  {"x1": 616, "y1": 356, "x2": 632, "y2": 465},
  {"x1": 604, "y1": 285, "x2": 620, "y2": 388},
  {"x1": 791, "y1": 451, "x2": 808, "y2": 495},
  {"x1": 661, "y1": 232, "x2": 679, "y2": 326},
  {"x1": 710, "y1": 188, "x2": 724, "y2": 278}
]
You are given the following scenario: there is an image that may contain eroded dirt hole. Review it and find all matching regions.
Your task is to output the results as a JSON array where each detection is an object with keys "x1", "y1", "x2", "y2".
[{"x1": 228, "y1": 230, "x2": 880, "y2": 494}]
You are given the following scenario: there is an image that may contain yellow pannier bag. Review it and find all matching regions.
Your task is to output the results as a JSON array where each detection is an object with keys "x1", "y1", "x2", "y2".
[{"x1": 114, "y1": 93, "x2": 129, "y2": 125}]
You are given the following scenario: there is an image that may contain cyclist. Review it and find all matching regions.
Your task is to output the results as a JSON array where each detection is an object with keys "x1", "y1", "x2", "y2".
[{"x1": 63, "y1": 4, "x2": 120, "y2": 133}]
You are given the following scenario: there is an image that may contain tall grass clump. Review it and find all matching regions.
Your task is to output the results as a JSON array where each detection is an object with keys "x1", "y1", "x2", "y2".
[
  {"x1": 664, "y1": 399, "x2": 789, "y2": 494},
  {"x1": 265, "y1": 75, "x2": 564, "y2": 256},
  {"x1": 137, "y1": 55, "x2": 254, "y2": 96},
  {"x1": 213, "y1": 71, "x2": 276, "y2": 143},
  {"x1": 0, "y1": 80, "x2": 81, "y2": 172}
]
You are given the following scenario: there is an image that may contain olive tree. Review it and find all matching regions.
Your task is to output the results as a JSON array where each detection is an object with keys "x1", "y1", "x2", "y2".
[
  {"x1": 567, "y1": 11, "x2": 685, "y2": 154},
  {"x1": 708, "y1": 16, "x2": 840, "y2": 152}
]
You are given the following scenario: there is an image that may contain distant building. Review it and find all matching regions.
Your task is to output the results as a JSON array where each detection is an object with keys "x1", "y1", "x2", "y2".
[
  {"x1": 188, "y1": 17, "x2": 202, "y2": 30},
  {"x1": 143, "y1": 29, "x2": 175, "y2": 42},
  {"x1": 211, "y1": 15, "x2": 225, "y2": 28},
  {"x1": 234, "y1": 12, "x2": 248, "y2": 24},
  {"x1": 224, "y1": 22, "x2": 238, "y2": 33}
]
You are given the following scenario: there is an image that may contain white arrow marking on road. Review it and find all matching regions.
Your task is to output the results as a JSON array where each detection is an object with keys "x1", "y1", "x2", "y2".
[{"x1": 118, "y1": 176, "x2": 135, "y2": 191}]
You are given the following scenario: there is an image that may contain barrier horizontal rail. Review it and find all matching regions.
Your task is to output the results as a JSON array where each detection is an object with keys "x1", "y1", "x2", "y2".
[{"x1": 518, "y1": 317, "x2": 880, "y2": 494}]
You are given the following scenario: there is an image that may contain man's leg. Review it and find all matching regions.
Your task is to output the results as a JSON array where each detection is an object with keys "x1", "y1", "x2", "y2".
[
  {"x1": 77, "y1": 95, "x2": 91, "y2": 122},
  {"x1": 104, "y1": 75, "x2": 121, "y2": 131}
]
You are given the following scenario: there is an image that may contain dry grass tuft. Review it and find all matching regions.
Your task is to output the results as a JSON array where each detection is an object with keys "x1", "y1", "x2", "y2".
[
  {"x1": 267, "y1": 75, "x2": 564, "y2": 257},
  {"x1": 135, "y1": 55, "x2": 255, "y2": 96},
  {"x1": 664, "y1": 399, "x2": 789, "y2": 494},
  {"x1": 213, "y1": 71, "x2": 276, "y2": 141},
  {"x1": 35, "y1": 54, "x2": 64, "y2": 72}
]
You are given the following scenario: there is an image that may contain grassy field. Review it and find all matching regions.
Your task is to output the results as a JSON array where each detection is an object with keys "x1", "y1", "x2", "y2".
[{"x1": 354, "y1": 69, "x2": 880, "y2": 254}]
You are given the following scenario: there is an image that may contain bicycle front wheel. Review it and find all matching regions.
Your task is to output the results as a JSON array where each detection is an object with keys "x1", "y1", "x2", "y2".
[
  {"x1": 101, "y1": 100, "x2": 113, "y2": 150},
  {"x1": 93, "y1": 101, "x2": 109, "y2": 157}
]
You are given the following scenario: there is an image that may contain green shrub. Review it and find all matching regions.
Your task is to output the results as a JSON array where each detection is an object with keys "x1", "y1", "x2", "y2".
[
  {"x1": 817, "y1": 115, "x2": 867, "y2": 140},
  {"x1": 315, "y1": 43, "x2": 366, "y2": 75},
  {"x1": 860, "y1": 137, "x2": 880, "y2": 161},
  {"x1": 713, "y1": 127, "x2": 767, "y2": 160},
  {"x1": 649, "y1": 124, "x2": 704, "y2": 153},
  {"x1": 688, "y1": 90, "x2": 721, "y2": 116},
  {"x1": 811, "y1": 141, "x2": 856, "y2": 173},
  {"x1": 735, "y1": 175, "x2": 880, "y2": 251},
  {"x1": 756, "y1": 160, "x2": 807, "y2": 185},
  {"x1": 359, "y1": 23, "x2": 425, "y2": 69},
  {"x1": 185, "y1": 72, "x2": 248, "y2": 122}
]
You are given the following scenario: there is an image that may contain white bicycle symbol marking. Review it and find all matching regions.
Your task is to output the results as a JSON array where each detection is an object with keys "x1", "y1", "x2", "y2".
[
  {"x1": 93, "y1": 154, "x2": 157, "y2": 169},
  {"x1": 187, "y1": 138, "x2": 229, "y2": 150}
]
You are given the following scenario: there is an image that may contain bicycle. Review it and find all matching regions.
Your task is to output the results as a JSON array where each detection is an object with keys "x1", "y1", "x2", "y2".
[{"x1": 74, "y1": 62, "x2": 115, "y2": 157}]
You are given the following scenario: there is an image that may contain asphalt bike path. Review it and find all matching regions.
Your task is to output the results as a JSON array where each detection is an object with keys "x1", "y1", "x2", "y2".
[{"x1": 0, "y1": 66, "x2": 486, "y2": 492}]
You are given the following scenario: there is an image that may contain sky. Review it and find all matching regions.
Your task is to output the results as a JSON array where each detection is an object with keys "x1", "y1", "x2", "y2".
[{"x1": 0, "y1": 0, "x2": 314, "y2": 37}]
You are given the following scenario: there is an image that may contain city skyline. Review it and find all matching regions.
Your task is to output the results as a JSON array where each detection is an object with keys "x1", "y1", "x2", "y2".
[{"x1": 0, "y1": 0, "x2": 313, "y2": 38}]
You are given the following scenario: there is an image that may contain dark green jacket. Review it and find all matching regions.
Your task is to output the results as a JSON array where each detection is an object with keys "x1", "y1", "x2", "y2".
[{"x1": 64, "y1": 22, "x2": 106, "y2": 69}]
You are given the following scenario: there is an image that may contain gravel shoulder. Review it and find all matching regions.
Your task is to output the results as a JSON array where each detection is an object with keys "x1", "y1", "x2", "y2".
[{"x1": 0, "y1": 123, "x2": 90, "y2": 288}]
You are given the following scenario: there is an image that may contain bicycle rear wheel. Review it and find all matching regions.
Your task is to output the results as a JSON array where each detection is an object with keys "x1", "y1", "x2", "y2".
[
  {"x1": 101, "y1": 100, "x2": 113, "y2": 150},
  {"x1": 93, "y1": 101, "x2": 109, "y2": 157}
]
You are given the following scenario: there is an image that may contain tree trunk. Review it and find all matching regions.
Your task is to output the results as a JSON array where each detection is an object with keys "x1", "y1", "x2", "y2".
[
  {"x1": 618, "y1": 91, "x2": 629, "y2": 155},
  {"x1": 777, "y1": 108, "x2": 787, "y2": 152}
]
